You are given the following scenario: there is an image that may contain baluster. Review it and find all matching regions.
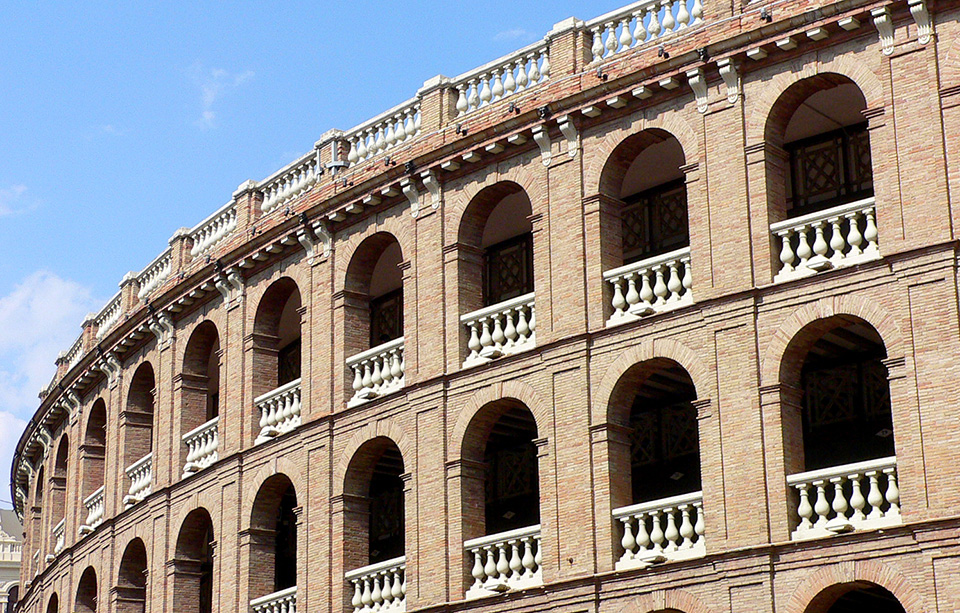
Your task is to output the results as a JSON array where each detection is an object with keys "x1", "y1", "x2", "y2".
[
  {"x1": 813, "y1": 480, "x2": 831, "y2": 526},
  {"x1": 361, "y1": 578, "x2": 373, "y2": 608},
  {"x1": 653, "y1": 266, "x2": 669, "y2": 305},
  {"x1": 374, "y1": 126, "x2": 386, "y2": 154},
  {"x1": 414, "y1": 108, "x2": 421, "y2": 133},
  {"x1": 406, "y1": 107, "x2": 418, "y2": 137},
  {"x1": 667, "y1": 260, "x2": 682, "y2": 301},
  {"x1": 491, "y1": 313, "x2": 506, "y2": 349},
  {"x1": 529, "y1": 305, "x2": 536, "y2": 332},
  {"x1": 649, "y1": 511, "x2": 665, "y2": 550},
  {"x1": 495, "y1": 542, "x2": 510, "y2": 581},
  {"x1": 831, "y1": 477, "x2": 848, "y2": 521},
  {"x1": 679, "y1": 504, "x2": 695, "y2": 549},
  {"x1": 677, "y1": 0, "x2": 691, "y2": 28},
  {"x1": 521, "y1": 537, "x2": 536, "y2": 577},
  {"x1": 619, "y1": 17, "x2": 634, "y2": 49},
  {"x1": 663, "y1": 507, "x2": 680, "y2": 551},
  {"x1": 662, "y1": 0, "x2": 677, "y2": 32},
  {"x1": 467, "y1": 79, "x2": 480, "y2": 112},
  {"x1": 361, "y1": 362, "x2": 373, "y2": 392},
  {"x1": 371, "y1": 357, "x2": 384, "y2": 390},
  {"x1": 503, "y1": 62, "x2": 517, "y2": 95},
  {"x1": 811, "y1": 221, "x2": 830, "y2": 262},
  {"x1": 471, "y1": 549, "x2": 484, "y2": 588},
  {"x1": 390, "y1": 350, "x2": 403, "y2": 380},
  {"x1": 885, "y1": 468, "x2": 900, "y2": 517},
  {"x1": 371, "y1": 574, "x2": 382, "y2": 607},
  {"x1": 508, "y1": 540, "x2": 523, "y2": 578},
  {"x1": 516, "y1": 308, "x2": 530, "y2": 340},
  {"x1": 778, "y1": 229, "x2": 797, "y2": 273},
  {"x1": 620, "y1": 517, "x2": 637, "y2": 560},
  {"x1": 483, "y1": 546, "x2": 497, "y2": 581},
  {"x1": 681, "y1": 257, "x2": 693, "y2": 296},
  {"x1": 849, "y1": 473, "x2": 866, "y2": 522},
  {"x1": 694, "y1": 502, "x2": 705, "y2": 546},
  {"x1": 633, "y1": 9, "x2": 649, "y2": 43},
  {"x1": 639, "y1": 270, "x2": 655, "y2": 307},
  {"x1": 467, "y1": 324, "x2": 482, "y2": 357},
  {"x1": 394, "y1": 113, "x2": 406, "y2": 143},
  {"x1": 528, "y1": 53, "x2": 541, "y2": 83},
  {"x1": 636, "y1": 512, "x2": 651, "y2": 552},
  {"x1": 385, "y1": 119, "x2": 397, "y2": 149},
  {"x1": 625, "y1": 275, "x2": 640, "y2": 308},
  {"x1": 391, "y1": 569, "x2": 404, "y2": 601},
  {"x1": 611, "y1": 278, "x2": 627, "y2": 315},
  {"x1": 846, "y1": 212, "x2": 864, "y2": 256},
  {"x1": 540, "y1": 49, "x2": 550, "y2": 79},
  {"x1": 592, "y1": 27, "x2": 605, "y2": 61},
  {"x1": 456, "y1": 85, "x2": 469, "y2": 116},
  {"x1": 605, "y1": 21, "x2": 619, "y2": 55},
  {"x1": 380, "y1": 353, "x2": 393, "y2": 385},
  {"x1": 863, "y1": 207, "x2": 880, "y2": 256},
  {"x1": 357, "y1": 131, "x2": 369, "y2": 161},
  {"x1": 479, "y1": 319, "x2": 493, "y2": 350},
  {"x1": 866, "y1": 471, "x2": 884, "y2": 519},
  {"x1": 491, "y1": 69, "x2": 504, "y2": 100},
  {"x1": 503, "y1": 310, "x2": 518, "y2": 346},
  {"x1": 691, "y1": 0, "x2": 704, "y2": 23},
  {"x1": 479, "y1": 74, "x2": 492, "y2": 104},
  {"x1": 533, "y1": 536, "x2": 542, "y2": 571},
  {"x1": 796, "y1": 226, "x2": 813, "y2": 265},
  {"x1": 516, "y1": 58, "x2": 529, "y2": 90},
  {"x1": 829, "y1": 217, "x2": 846, "y2": 263}
]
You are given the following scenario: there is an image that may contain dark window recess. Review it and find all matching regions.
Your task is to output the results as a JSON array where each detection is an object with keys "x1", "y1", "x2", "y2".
[
  {"x1": 630, "y1": 398, "x2": 700, "y2": 503},
  {"x1": 278, "y1": 339, "x2": 301, "y2": 386},
  {"x1": 484, "y1": 233, "x2": 534, "y2": 306},
  {"x1": 787, "y1": 123, "x2": 873, "y2": 217},
  {"x1": 370, "y1": 289, "x2": 404, "y2": 347},
  {"x1": 484, "y1": 440, "x2": 539, "y2": 534},
  {"x1": 199, "y1": 526, "x2": 214, "y2": 613},
  {"x1": 622, "y1": 180, "x2": 689, "y2": 264},
  {"x1": 274, "y1": 487, "x2": 298, "y2": 591},
  {"x1": 369, "y1": 478, "x2": 405, "y2": 563},
  {"x1": 802, "y1": 356, "x2": 894, "y2": 470},
  {"x1": 206, "y1": 392, "x2": 219, "y2": 421}
]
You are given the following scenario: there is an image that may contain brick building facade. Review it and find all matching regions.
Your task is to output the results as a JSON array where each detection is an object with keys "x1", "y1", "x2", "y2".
[{"x1": 11, "y1": 0, "x2": 960, "y2": 611}]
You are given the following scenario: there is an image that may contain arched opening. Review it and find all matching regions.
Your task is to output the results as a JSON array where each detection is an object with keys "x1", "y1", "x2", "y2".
[
  {"x1": 606, "y1": 359, "x2": 704, "y2": 567},
  {"x1": 598, "y1": 130, "x2": 691, "y2": 323},
  {"x1": 766, "y1": 76, "x2": 878, "y2": 280},
  {"x1": 457, "y1": 183, "x2": 537, "y2": 366},
  {"x1": 344, "y1": 234, "x2": 406, "y2": 406},
  {"x1": 249, "y1": 475, "x2": 298, "y2": 607},
  {"x1": 123, "y1": 363, "x2": 155, "y2": 507},
  {"x1": 31, "y1": 467, "x2": 43, "y2": 563},
  {"x1": 180, "y1": 322, "x2": 221, "y2": 477},
  {"x1": 252, "y1": 280, "x2": 303, "y2": 443},
  {"x1": 343, "y1": 438, "x2": 406, "y2": 611},
  {"x1": 173, "y1": 508, "x2": 215, "y2": 613},
  {"x1": 806, "y1": 582, "x2": 906, "y2": 613},
  {"x1": 115, "y1": 538, "x2": 148, "y2": 613},
  {"x1": 45, "y1": 592, "x2": 58, "y2": 613},
  {"x1": 461, "y1": 400, "x2": 542, "y2": 597},
  {"x1": 80, "y1": 400, "x2": 107, "y2": 534},
  {"x1": 76, "y1": 566, "x2": 98, "y2": 613},
  {"x1": 49, "y1": 437, "x2": 68, "y2": 550},
  {"x1": 4, "y1": 585, "x2": 18, "y2": 613},
  {"x1": 781, "y1": 316, "x2": 898, "y2": 539}
]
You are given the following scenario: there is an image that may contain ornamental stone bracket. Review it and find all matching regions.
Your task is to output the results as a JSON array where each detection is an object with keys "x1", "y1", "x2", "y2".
[
  {"x1": 909, "y1": 0, "x2": 932, "y2": 44},
  {"x1": 533, "y1": 125, "x2": 552, "y2": 166},
  {"x1": 420, "y1": 169, "x2": 441, "y2": 210},
  {"x1": 215, "y1": 268, "x2": 244, "y2": 309},
  {"x1": 717, "y1": 58, "x2": 740, "y2": 104},
  {"x1": 95, "y1": 351, "x2": 122, "y2": 388},
  {"x1": 148, "y1": 312, "x2": 175, "y2": 349},
  {"x1": 558, "y1": 115, "x2": 579, "y2": 158},
  {"x1": 687, "y1": 68, "x2": 709, "y2": 113},
  {"x1": 871, "y1": 6, "x2": 895, "y2": 55},
  {"x1": 297, "y1": 218, "x2": 332, "y2": 265},
  {"x1": 402, "y1": 178, "x2": 422, "y2": 218}
]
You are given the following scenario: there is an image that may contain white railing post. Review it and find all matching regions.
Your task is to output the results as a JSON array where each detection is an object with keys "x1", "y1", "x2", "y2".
[
  {"x1": 346, "y1": 338, "x2": 405, "y2": 407},
  {"x1": 123, "y1": 452, "x2": 153, "y2": 509},
  {"x1": 250, "y1": 586, "x2": 298, "y2": 613},
  {"x1": 53, "y1": 518, "x2": 65, "y2": 555},
  {"x1": 604, "y1": 247, "x2": 692, "y2": 326},
  {"x1": 182, "y1": 417, "x2": 220, "y2": 478},
  {"x1": 254, "y1": 379, "x2": 302, "y2": 444},
  {"x1": 787, "y1": 456, "x2": 900, "y2": 540},
  {"x1": 451, "y1": 42, "x2": 550, "y2": 117},
  {"x1": 79, "y1": 486, "x2": 105, "y2": 535},
  {"x1": 189, "y1": 201, "x2": 238, "y2": 258},
  {"x1": 136, "y1": 249, "x2": 173, "y2": 300},
  {"x1": 586, "y1": 0, "x2": 707, "y2": 63},
  {"x1": 464, "y1": 525, "x2": 542, "y2": 599},
  {"x1": 345, "y1": 556, "x2": 407, "y2": 613},
  {"x1": 461, "y1": 293, "x2": 536, "y2": 368},
  {"x1": 613, "y1": 491, "x2": 705, "y2": 570}
]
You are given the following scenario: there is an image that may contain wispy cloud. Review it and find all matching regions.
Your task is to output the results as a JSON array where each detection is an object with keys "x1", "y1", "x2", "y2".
[
  {"x1": 494, "y1": 28, "x2": 538, "y2": 43},
  {"x1": 0, "y1": 271, "x2": 101, "y2": 501},
  {"x1": 188, "y1": 62, "x2": 255, "y2": 129},
  {"x1": 0, "y1": 184, "x2": 38, "y2": 217}
]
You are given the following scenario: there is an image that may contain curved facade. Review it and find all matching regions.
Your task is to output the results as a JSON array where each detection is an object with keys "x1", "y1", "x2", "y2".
[{"x1": 12, "y1": 1, "x2": 960, "y2": 612}]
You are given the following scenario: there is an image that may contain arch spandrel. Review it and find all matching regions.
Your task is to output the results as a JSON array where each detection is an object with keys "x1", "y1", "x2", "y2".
[
  {"x1": 448, "y1": 379, "x2": 550, "y2": 460},
  {"x1": 334, "y1": 421, "x2": 414, "y2": 494},
  {"x1": 784, "y1": 560, "x2": 930, "y2": 613}
]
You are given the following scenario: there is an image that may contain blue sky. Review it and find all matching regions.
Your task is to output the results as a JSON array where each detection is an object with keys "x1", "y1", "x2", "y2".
[{"x1": 0, "y1": 1, "x2": 624, "y2": 506}]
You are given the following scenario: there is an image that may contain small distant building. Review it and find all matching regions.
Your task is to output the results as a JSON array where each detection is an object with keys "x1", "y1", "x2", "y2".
[{"x1": 0, "y1": 510, "x2": 22, "y2": 613}]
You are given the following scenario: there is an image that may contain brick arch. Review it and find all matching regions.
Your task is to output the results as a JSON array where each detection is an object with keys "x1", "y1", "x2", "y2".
[
  {"x1": 334, "y1": 421, "x2": 414, "y2": 493},
  {"x1": 784, "y1": 560, "x2": 929, "y2": 613},
  {"x1": 117, "y1": 536, "x2": 148, "y2": 589},
  {"x1": 745, "y1": 56, "x2": 885, "y2": 145},
  {"x1": 242, "y1": 463, "x2": 306, "y2": 527},
  {"x1": 613, "y1": 587, "x2": 717, "y2": 613},
  {"x1": 760, "y1": 295, "x2": 905, "y2": 388},
  {"x1": 334, "y1": 214, "x2": 415, "y2": 289},
  {"x1": 584, "y1": 110, "x2": 700, "y2": 197},
  {"x1": 942, "y1": 32, "x2": 960, "y2": 89},
  {"x1": 171, "y1": 501, "x2": 220, "y2": 551},
  {"x1": 594, "y1": 337, "x2": 712, "y2": 424},
  {"x1": 245, "y1": 266, "x2": 311, "y2": 333},
  {"x1": 449, "y1": 379, "x2": 550, "y2": 459},
  {"x1": 175, "y1": 309, "x2": 227, "y2": 375}
]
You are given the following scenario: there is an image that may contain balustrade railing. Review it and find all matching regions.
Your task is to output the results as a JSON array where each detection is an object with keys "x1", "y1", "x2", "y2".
[
  {"x1": 94, "y1": 291, "x2": 123, "y2": 340},
  {"x1": 462, "y1": 293, "x2": 536, "y2": 368},
  {"x1": 250, "y1": 586, "x2": 298, "y2": 613},
  {"x1": 587, "y1": 0, "x2": 704, "y2": 63},
  {"x1": 613, "y1": 491, "x2": 705, "y2": 570},
  {"x1": 787, "y1": 456, "x2": 900, "y2": 540},
  {"x1": 63, "y1": 334, "x2": 84, "y2": 370},
  {"x1": 604, "y1": 247, "x2": 692, "y2": 325},
  {"x1": 182, "y1": 416, "x2": 219, "y2": 478},
  {"x1": 136, "y1": 249, "x2": 172, "y2": 300},
  {"x1": 53, "y1": 517, "x2": 65, "y2": 555},
  {"x1": 346, "y1": 556, "x2": 406, "y2": 613},
  {"x1": 345, "y1": 99, "x2": 422, "y2": 167},
  {"x1": 189, "y1": 201, "x2": 238, "y2": 257},
  {"x1": 464, "y1": 525, "x2": 542, "y2": 599},
  {"x1": 261, "y1": 153, "x2": 323, "y2": 214},
  {"x1": 346, "y1": 338, "x2": 405, "y2": 407},
  {"x1": 123, "y1": 452, "x2": 153, "y2": 509},
  {"x1": 771, "y1": 197, "x2": 879, "y2": 282},
  {"x1": 79, "y1": 486, "x2": 105, "y2": 535},
  {"x1": 452, "y1": 41, "x2": 550, "y2": 117},
  {"x1": 255, "y1": 379, "x2": 302, "y2": 444}
]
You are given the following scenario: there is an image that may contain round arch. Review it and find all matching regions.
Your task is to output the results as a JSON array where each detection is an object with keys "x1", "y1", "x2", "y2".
[
  {"x1": 784, "y1": 560, "x2": 929, "y2": 613},
  {"x1": 449, "y1": 380, "x2": 549, "y2": 460}
]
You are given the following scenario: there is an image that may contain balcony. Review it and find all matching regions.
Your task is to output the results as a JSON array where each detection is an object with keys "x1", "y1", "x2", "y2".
[
  {"x1": 255, "y1": 379, "x2": 302, "y2": 444},
  {"x1": 346, "y1": 338, "x2": 405, "y2": 408},
  {"x1": 771, "y1": 197, "x2": 879, "y2": 282},
  {"x1": 250, "y1": 586, "x2": 297, "y2": 613},
  {"x1": 587, "y1": 0, "x2": 704, "y2": 64},
  {"x1": 464, "y1": 524, "x2": 542, "y2": 599},
  {"x1": 462, "y1": 293, "x2": 536, "y2": 369},
  {"x1": 123, "y1": 452, "x2": 153, "y2": 509},
  {"x1": 346, "y1": 556, "x2": 406, "y2": 613},
  {"x1": 604, "y1": 247, "x2": 692, "y2": 326},
  {"x1": 182, "y1": 416, "x2": 219, "y2": 478},
  {"x1": 79, "y1": 486, "x2": 105, "y2": 535},
  {"x1": 613, "y1": 491, "x2": 705, "y2": 571},
  {"x1": 46, "y1": 517, "x2": 65, "y2": 563}
]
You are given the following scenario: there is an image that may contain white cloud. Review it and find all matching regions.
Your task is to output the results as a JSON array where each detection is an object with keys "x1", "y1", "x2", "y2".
[
  {"x1": 188, "y1": 62, "x2": 255, "y2": 129},
  {"x1": 494, "y1": 28, "x2": 537, "y2": 42},
  {"x1": 0, "y1": 184, "x2": 35, "y2": 217}
]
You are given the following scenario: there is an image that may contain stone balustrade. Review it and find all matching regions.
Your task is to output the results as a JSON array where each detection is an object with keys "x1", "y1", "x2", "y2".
[
  {"x1": 189, "y1": 201, "x2": 238, "y2": 258},
  {"x1": 787, "y1": 456, "x2": 900, "y2": 541},
  {"x1": 346, "y1": 556, "x2": 406, "y2": 613},
  {"x1": 771, "y1": 197, "x2": 879, "y2": 282},
  {"x1": 250, "y1": 586, "x2": 298, "y2": 613},
  {"x1": 452, "y1": 42, "x2": 550, "y2": 117},
  {"x1": 604, "y1": 247, "x2": 692, "y2": 325},
  {"x1": 94, "y1": 292, "x2": 123, "y2": 340},
  {"x1": 123, "y1": 452, "x2": 152, "y2": 509},
  {"x1": 345, "y1": 99, "x2": 422, "y2": 167},
  {"x1": 462, "y1": 293, "x2": 536, "y2": 368},
  {"x1": 79, "y1": 486, "x2": 105, "y2": 535},
  {"x1": 613, "y1": 491, "x2": 705, "y2": 570},
  {"x1": 53, "y1": 518, "x2": 65, "y2": 555},
  {"x1": 587, "y1": 0, "x2": 704, "y2": 63},
  {"x1": 261, "y1": 154, "x2": 323, "y2": 214},
  {"x1": 346, "y1": 338, "x2": 405, "y2": 408},
  {"x1": 464, "y1": 524, "x2": 542, "y2": 599},
  {"x1": 62, "y1": 335, "x2": 84, "y2": 370},
  {"x1": 255, "y1": 379, "x2": 302, "y2": 444},
  {"x1": 181, "y1": 416, "x2": 219, "y2": 478},
  {"x1": 136, "y1": 249, "x2": 172, "y2": 300}
]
